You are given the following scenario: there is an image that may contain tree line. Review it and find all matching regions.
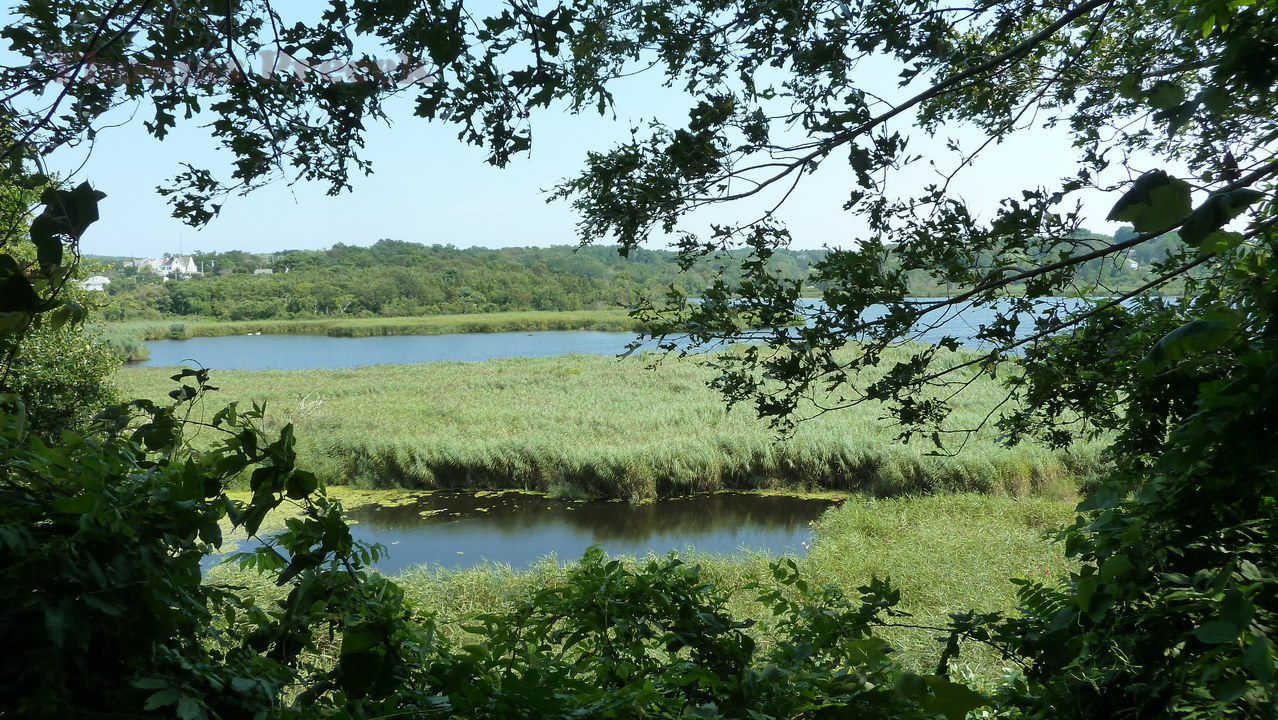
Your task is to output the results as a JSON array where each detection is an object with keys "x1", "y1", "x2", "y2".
[
  {"x1": 98, "y1": 241, "x2": 825, "y2": 321},
  {"x1": 98, "y1": 231, "x2": 1176, "y2": 322}
]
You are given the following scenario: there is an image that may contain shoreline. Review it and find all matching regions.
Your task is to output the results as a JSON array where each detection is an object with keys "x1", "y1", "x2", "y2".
[{"x1": 97, "y1": 309, "x2": 648, "y2": 362}]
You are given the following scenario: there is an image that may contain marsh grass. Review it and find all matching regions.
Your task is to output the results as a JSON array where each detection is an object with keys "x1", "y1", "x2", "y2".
[
  {"x1": 92, "y1": 324, "x2": 152, "y2": 362},
  {"x1": 800, "y1": 494, "x2": 1075, "y2": 674},
  {"x1": 118, "y1": 347, "x2": 1104, "y2": 500}
]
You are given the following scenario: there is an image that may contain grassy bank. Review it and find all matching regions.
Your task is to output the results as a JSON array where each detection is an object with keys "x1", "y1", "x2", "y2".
[
  {"x1": 117, "y1": 348, "x2": 1104, "y2": 500},
  {"x1": 210, "y1": 492, "x2": 1075, "y2": 680},
  {"x1": 97, "y1": 310, "x2": 646, "y2": 361}
]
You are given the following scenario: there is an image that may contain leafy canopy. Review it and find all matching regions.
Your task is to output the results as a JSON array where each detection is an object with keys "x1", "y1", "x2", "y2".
[{"x1": 1, "y1": 0, "x2": 1276, "y2": 718}]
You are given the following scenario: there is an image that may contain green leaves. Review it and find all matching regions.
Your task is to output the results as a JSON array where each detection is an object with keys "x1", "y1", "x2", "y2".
[
  {"x1": 1137, "y1": 306, "x2": 1241, "y2": 376},
  {"x1": 29, "y1": 183, "x2": 106, "y2": 269},
  {"x1": 0, "y1": 366, "x2": 389, "y2": 717},
  {"x1": 1106, "y1": 170, "x2": 1193, "y2": 232},
  {"x1": 1244, "y1": 636, "x2": 1275, "y2": 682},
  {"x1": 1148, "y1": 80, "x2": 1187, "y2": 110},
  {"x1": 895, "y1": 673, "x2": 989, "y2": 720},
  {"x1": 1193, "y1": 621, "x2": 1240, "y2": 644},
  {"x1": 1, "y1": 0, "x2": 1275, "y2": 717},
  {"x1": 0, "y1": 180, "x2": 104, "y2": 359},
  {"x1": 0, "y1": 271, "x2": 38, "y2": 313},
  {"x1": 1179, "y1": 188, "x2": 1265, "y2": 247}
]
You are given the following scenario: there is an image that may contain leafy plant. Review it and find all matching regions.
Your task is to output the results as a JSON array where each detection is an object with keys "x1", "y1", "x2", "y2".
[
  {"x1": 2, "y1": 1, "x2": 1277, "y2": 718},
  {"x1": 3, "y1": 322, "x2": 119, "y2": 436},
  {"x1": 0, "y1": 365, "x2": 374, "y2": 717}
]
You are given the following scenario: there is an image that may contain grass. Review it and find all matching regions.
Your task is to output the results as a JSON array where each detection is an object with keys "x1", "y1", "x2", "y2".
[
  {"x1": 116, "y1": 346, "x2": 1105, "y2": 501},
  {"x1": 799, "y1": 493, "x2": 1073, "y2": 672},
  {"x1": 105, "y1": 313, "x2": 1095, "y2": 690},
  {"x1": 208, "y1": 491, "x2": 1076, "y2": 681}
]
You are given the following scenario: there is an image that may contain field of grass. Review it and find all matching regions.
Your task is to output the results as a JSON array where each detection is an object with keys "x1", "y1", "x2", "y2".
[
  {"x1": 116, "y1": 346, "x2": 1105, "y2": 500},
  {"x1": 210, "y1": 491, "x2": 1076, "y2": 681}
]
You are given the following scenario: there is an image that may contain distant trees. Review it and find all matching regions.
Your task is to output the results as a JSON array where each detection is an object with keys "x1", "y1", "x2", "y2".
[
  {"x1": 99, "y1": 236, "x2": 1177, "y2": 323},
  {"x1": 98, "y1": 242, "x2": 824, "y2": 321}
]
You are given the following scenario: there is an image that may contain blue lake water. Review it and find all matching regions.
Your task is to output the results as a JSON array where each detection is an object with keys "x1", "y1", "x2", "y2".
[
  {"x1": 138, "y1": 298, "x2": 1092, "y2": 370},
  {"x1": 139, "y1": 329, "x2": 649, "y2": 369}
]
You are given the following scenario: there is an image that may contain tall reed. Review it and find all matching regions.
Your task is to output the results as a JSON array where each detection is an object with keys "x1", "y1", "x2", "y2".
[
  {"x1": 91, "y1": 324, "x2": 151, "y2": 362},
  {"x1": 117, "y1": 347, "x2": 1105, "y2": 500}
]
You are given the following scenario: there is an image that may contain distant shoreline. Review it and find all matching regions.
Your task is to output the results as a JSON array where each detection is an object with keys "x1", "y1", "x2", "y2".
[{"x1": 97, "y1": 310, "x2": 648, "y2": 362}]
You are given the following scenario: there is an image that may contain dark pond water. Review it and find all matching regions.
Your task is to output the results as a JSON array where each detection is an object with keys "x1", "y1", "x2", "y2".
[
  {"x1": 335, "y1": 491, "x2": 835, "y2": 573},
  {"x1": 138, "y1": 298, "x2": 1091, "y2": 370}
]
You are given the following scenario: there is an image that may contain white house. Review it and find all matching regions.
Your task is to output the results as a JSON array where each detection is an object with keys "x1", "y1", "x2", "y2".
[
  {"x1": 137, "y1": 254, "x2": 199, "y2": 278},
  {"x1": 79, "y1": 275, "x2": 110, "y2": 292}
]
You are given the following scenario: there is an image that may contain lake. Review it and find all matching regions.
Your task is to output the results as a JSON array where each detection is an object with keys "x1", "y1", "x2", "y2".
[
  {"x1": 223, "y1": 490, "x2": 837, "y2": 574},
  {"x1": 139, "y1": 329, "x2": 647, "y2": 369},
  {"x1": 138, "y1": 298, "x2": 1090, "y2": 370}
]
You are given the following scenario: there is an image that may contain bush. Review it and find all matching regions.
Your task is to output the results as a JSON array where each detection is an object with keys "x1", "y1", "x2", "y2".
[{"x1": 3, "y1": 324, "x2": 118, "y2": 437}]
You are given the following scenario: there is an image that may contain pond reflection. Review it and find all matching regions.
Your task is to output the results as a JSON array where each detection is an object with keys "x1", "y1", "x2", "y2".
[{"x1": 341, "y1": 491, "x2": 836, "y2": 573}]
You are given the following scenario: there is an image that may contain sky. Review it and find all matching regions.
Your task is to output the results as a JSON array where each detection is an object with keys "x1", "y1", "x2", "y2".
[{"x1": 19, "y1": 5, "x2": 1129, "y2": 259}]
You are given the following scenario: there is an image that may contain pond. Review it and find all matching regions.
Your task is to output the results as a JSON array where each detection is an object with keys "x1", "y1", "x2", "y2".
[
  {"x1": 230, "y1": 491, "x2": 837, "y2": 574},
  {"x1": 138, "y1": 298, "x2": 1092, "y2": 370},
  {"x1": 138, "y1": 329, "x2": 647, "y2": 370}
]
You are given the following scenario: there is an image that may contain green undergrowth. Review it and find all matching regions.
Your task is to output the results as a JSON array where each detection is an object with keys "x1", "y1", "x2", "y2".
[
  {"x1": 117, "y1": 348, "x2": 1105, "y2": 500},
  {"x1": 208, "y1": 492, "x2": 1075, "y2": 683}
]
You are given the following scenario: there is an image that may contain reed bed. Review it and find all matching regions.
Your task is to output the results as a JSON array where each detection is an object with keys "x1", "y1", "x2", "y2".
[
  {"x1": 117, "y1": 348, "x2": 1104, "y2": 500},
  {"x1": 91, "y1": 324, "x2": 153, "y2": 362}
]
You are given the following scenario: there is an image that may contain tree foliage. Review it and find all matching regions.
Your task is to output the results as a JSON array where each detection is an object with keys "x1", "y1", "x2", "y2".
[
  {"x1": 1, "y1": 0, "x2": 1276, "y2": 718},
  {"x1": 95, "y1": 234, "x2": 1178, "y2": 322},
  {"x1": 4, "y1": 322, "x2": 118, "y2": 435},
  {"x1": 0, "y1": 177, "x2": 980, "y2": 718},
  {"x1": 98, "y1": 242, "x2": 823, "y2": 321},
  {"x1": 0, "y1": 176, "x2": 117, "y2": 434},
  {"x1": 2, "y1": 374, "x2": 985, "y2": 719}
]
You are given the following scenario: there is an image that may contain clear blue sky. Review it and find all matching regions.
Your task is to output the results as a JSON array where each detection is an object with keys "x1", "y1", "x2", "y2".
[{"x1": 26, "y1": 17, "x2": 1127, "y2": 259}]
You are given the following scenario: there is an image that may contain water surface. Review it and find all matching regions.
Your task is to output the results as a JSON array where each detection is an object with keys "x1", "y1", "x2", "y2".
[
  {"x1": 338, "y1": 491, "x2": 835, "y2": 573},
  {"x1": 138, "y1": 298, "x2": 1091, "y2": 370},
  {"x1": 139, "y1": 329, "x2": 648, "y2": 369}
]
